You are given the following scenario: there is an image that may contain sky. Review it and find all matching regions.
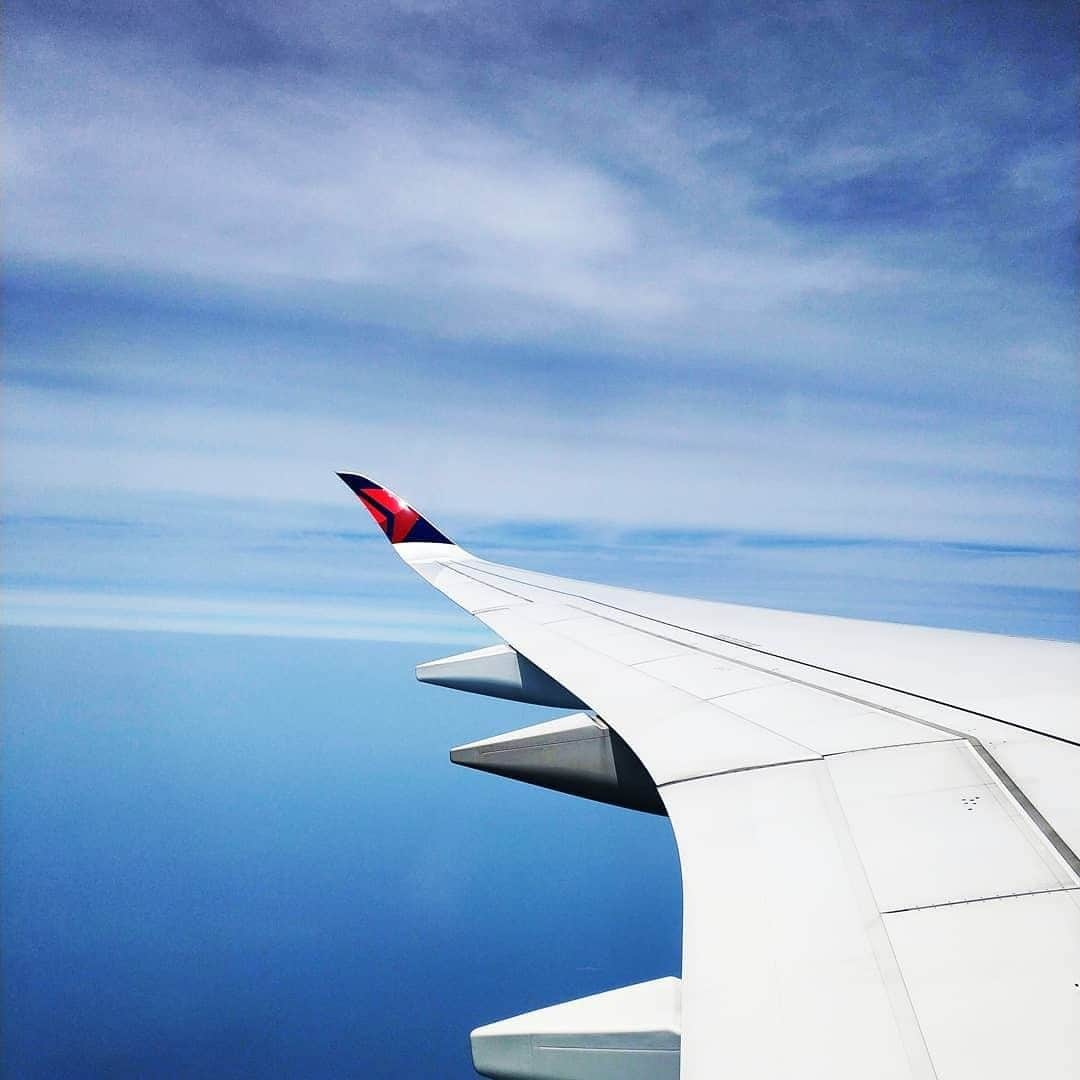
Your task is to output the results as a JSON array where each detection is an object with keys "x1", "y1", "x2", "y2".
[{"x1": 2, "y1": 1, "x2": 1078, "y2": 1076}]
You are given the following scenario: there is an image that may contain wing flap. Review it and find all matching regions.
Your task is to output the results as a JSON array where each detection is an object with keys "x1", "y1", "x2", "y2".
[{"x1": 884, "y1": 891, "x2": 1080, "y2": 1080}]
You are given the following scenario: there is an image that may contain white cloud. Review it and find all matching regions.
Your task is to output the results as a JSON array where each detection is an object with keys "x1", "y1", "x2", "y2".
[
  {"x1": 8, "y1": 20, "x2": 1074, "y2": 417},
  {"x1": 3, "y1": 7, "x2": 1075, "y2": 640},
  {"x1": 3, "y1": 30, "x2": 925, "y2": 355},
  {"x1": 1008, "y1": 142, "x2": 1079, "y2": 214},
  {"x1": 1, "y1": 588, "x2": 491, "y2": 643},
  {"x1": 4, "y1": 379, "x2": 1076, "y2": 547}
]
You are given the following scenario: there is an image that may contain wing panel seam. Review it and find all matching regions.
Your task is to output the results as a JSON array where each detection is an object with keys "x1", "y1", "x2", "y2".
[
  {"x1": 448, "y1": 561, "x2": 1080, "y2": 876},
  {"x1": 459, "y1": 562, "x2": 1080, "y2": 748},
  {"x1": 882, "y1": 885, "x2": 1080, "y2": 915},
  {"x1": 657, "y1": 756, "x2": 823, "y2": 785}
]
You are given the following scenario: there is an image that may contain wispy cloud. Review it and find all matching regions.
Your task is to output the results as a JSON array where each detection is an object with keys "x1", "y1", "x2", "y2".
[
  {"x1": 3, "y1": 1, "x2": 1077, "y2": 639},
  {"x1": 2, "y1": 588, "x2": 492, "y2": 644},
  {"x1": 7, "y1": 6, "x2": 1075, "y2": 369},
  {"x1": 6, "y1": 36, "x2": 911, "y2": 358},
  {"x1": 4, "y1": 374, "x2": 1076, "y2": 545}
]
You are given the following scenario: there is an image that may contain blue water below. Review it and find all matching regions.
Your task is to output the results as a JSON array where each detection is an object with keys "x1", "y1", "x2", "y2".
[{"x1": 2, "y1": 628, "x2": 681, "y2": 1078}]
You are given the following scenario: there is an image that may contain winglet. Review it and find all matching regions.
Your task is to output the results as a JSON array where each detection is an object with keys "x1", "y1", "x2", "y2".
[{"x1": 337, "y1": 473, "x2": 454, "y2": 545}]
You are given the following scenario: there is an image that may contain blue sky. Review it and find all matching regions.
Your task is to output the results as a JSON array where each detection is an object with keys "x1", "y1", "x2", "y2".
[
  {"x1": 5, "y1": 0, "x2": 1078, "y2": 647},
  {"x1": 2, "y1": 2, "x2": 1077, "y2": 1075}
]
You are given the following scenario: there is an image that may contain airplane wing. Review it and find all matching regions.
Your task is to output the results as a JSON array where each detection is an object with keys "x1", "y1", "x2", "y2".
[{"x1": 338, "y1": 473, "x2": 1080, "y2": 1080}]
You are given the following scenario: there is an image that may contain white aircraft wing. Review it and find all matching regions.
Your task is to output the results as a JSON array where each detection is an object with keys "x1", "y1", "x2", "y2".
[{"x1": 338, "y1": 473, "x2": 1080, "y2": 1080}]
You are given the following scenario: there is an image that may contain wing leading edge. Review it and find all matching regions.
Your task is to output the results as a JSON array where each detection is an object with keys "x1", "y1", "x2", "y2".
[{"x1": 338, "y1": 473, "x2": 1080, "y2": 1080}]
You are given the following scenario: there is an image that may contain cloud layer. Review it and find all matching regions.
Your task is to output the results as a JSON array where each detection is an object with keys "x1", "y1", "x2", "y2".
[{"x1": 4, "y1": 1, "x2": 1077, "y2": 639}]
